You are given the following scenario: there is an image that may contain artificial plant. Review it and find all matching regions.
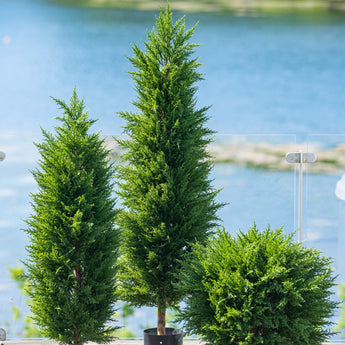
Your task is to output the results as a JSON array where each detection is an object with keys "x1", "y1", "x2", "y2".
[
  {"x1": 24, "y1": 89, "x2": 119, "y2": 345},
  {"x1": 116, "y1": 5, "x2": 222, "y2": 336},
  {"x1": 178, "y1": 225, "x2": 337, "y2": 345}
]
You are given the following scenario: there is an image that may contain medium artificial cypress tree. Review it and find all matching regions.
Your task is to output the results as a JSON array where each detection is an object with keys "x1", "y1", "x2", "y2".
[
  {"x1": 116, "y1": 5, "x2": 222, "y2": 336},
  {"x1": 177, "y1": 226, "x2": 337, "y2": 345},
  {"x1": 24, "y1": 89, "x2": 119, "y2": 345}
]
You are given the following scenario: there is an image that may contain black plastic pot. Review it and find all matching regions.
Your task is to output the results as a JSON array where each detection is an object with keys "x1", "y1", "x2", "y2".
[{"x1": 144, "y1": 327, "x2": 183, "y2": 345}]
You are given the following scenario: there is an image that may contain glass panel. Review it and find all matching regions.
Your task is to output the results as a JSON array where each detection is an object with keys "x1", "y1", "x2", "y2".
[
  {"x1": 0, "y1": 131, "x2": 39, "y2": 339},
  {"x1": 306, "y1": 134, "x2": 345, "y2": 341},
  {"x1": 0, "y1": 132, "x2": 297, "y2": 339},
  {"x1": 213, "y1": 134, "x2": 297, "y2": 237}
]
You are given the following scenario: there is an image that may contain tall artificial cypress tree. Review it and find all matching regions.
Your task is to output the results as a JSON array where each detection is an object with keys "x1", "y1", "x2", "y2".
[
  {"x1": 24, "y1": 90, "x2": 119, "y2": 345},
  {"x1": 117, "y1": 5, "x2": 222, "y2": 336}
]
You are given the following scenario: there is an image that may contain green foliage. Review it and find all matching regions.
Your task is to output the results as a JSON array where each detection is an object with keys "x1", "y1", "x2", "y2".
[
  {"x1": 335, "y1": 283, "x2": 345, "y2": 337},
  {"x1": 9, "y1": 265, "x2": 28, "y2": 295},
  {"x1": 177, "y1": 225, "x2": 337, "y2": 345},
  {"x1": 24, "y1": 89, "x2": 120, "y2": 345},
  {"x1": 116, "y1": 3, "x2": 222, "y2": 330},
  {"x1": 8, "y1": 265, "x2": 42, "y2": 338},
  {"x1": 114, "y1": 303, "x2": 136, "y2": 338},
  {"x1": 121, "y1": 302, "x2": 135, "y2": 319},
  {"x1": 115, "y1": 327, "x2": 137, "y2": 339}
]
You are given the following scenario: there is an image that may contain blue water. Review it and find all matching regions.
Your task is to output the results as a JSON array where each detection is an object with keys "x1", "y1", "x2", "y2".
[
  {"x1": 1, "y1": 0, "x2": 345, "y2": 339},
  {"x1": 1, "y1": 0, "x2": 345, "y2": 137}
]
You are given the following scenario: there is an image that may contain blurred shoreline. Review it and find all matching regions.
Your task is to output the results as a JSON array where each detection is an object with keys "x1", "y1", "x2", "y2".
[
  {"x1": 105, "y1": 139, "x2": 345, "y2": 174},
  {"x1": 48, "y1": 0, "x2": 345, "y2": 14}
]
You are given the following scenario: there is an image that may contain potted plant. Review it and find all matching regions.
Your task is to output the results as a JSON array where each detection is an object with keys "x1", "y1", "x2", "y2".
[
  {"x1": 177, "y1": 224, "x2": 338, "y2": 345},
  {"x1": 116, "y1": 5, "x2": 222, "y2": 344},
  {"x1": 24, "y1": 89, "x2": 120, "y2": 345}
]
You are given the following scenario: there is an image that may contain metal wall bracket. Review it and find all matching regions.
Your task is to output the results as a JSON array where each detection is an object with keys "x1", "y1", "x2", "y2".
[
  {"x1": 286, "y1": 151, "x2": 317, "y2": 243},
  {"x1": 0, "y1": 327, "x2": 6, "y2": 343},
  {"x1": 286, "y1": 151, "x2": 317, "y2": 164}
]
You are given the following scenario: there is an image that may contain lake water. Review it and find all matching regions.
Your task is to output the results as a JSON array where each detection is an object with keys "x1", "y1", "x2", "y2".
[{"x1": 1, "y1": 0, "x2": 345, "y2": 339}]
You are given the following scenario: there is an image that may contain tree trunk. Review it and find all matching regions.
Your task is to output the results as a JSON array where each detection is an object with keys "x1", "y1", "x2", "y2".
[
  {"x1": 157, "y1": 300, "x2": 167, "y2": 335},
  {"x1": 73, "y1": 324, "x2": 80, "y2": 345}
]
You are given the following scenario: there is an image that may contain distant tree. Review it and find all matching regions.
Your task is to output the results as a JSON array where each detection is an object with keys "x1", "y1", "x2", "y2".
[
  {"x1": 24, "y1": 89, "x2": 119, "y2": 345},
  {"x1": 8, "y1": 265, "x2": 41, "y2": 339},
  {"x1": 116, "y1": 5, "x2": 222, "y2": 336},
  {"x1": 336, "y1": 284, "x2": 345, "y2": 338},
  {"x1": 114, "y1": 303, "x2": 137, "y2": 339}
]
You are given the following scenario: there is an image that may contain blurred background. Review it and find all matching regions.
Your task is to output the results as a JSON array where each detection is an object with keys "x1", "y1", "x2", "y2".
[{"x1": 1, "y1": 0, "x2": 345, "y2": 340}]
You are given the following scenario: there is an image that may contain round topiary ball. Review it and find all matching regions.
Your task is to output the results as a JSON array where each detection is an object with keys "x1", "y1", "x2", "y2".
[{"x1": 177, "y1": 224, "x2": 337, "y2": 345}]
